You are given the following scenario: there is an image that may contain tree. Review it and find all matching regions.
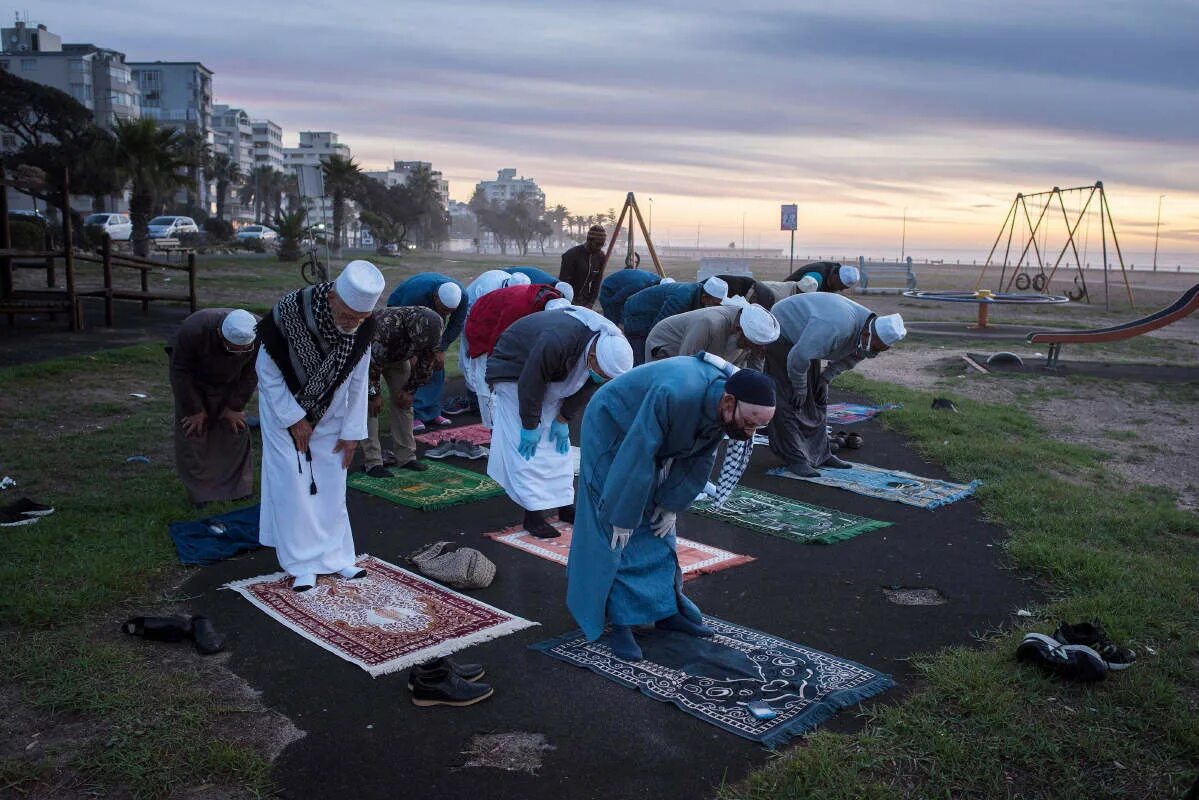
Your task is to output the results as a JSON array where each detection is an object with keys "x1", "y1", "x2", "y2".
[
  {"x1": 547, "y1": 204, "x2": 569, "y2": 247},
  {"x1": 504, "y1": 192, "x2": 545, "y2": 256},
  {"x1": 321, "y1": 155, "x2": 362, "y2": 255},
  {"x1": 273, "y1": 207, "x2": 307, "y2": 262},
  {"x1": 0, "y1": 70, "x2": 121, "y2": 215},
  {"x1": 469, "y1": 186, "x2": 509, "y2": 254},
  {"x1": 210, "y1": 153, "x2": 243, "y2": 221},
  {"x1": 111, "y1": 117, "x2": 192, "y2": 255},
  {"x1": 175, "y1": 128, "x2": 211, "y2": 214}
]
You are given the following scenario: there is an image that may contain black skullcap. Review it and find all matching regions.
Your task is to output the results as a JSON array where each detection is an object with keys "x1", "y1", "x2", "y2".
[
  {"x1": 725, "y1": 368, "x2": 775, "y2": 407},
  {"x1": 587, "y1": 224, "x2": 606, "y2": 236}
]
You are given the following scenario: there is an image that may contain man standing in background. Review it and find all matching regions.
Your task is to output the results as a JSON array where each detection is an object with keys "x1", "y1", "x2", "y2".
[{"x1": 559, "y1": 224, "x2": 608, "y2": 308}]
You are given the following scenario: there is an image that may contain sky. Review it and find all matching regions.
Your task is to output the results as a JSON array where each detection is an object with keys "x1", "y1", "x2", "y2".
[{"x1": 28, "y1": 0, "x2": 1199, "y2": 261}]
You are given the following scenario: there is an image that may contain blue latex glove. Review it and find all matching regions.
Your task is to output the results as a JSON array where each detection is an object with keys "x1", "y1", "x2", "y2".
[
  {"x1": 550, "y1": 419, "x2": 570, "y2": 455},
  {"x1": 517, "y1": 426, "x2": 540, "y2": 460}
]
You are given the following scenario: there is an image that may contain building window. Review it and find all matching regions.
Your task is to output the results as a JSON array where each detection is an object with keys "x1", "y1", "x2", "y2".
[{"x1": 21, "y1": 58, "x2": 37, "y2": 73}]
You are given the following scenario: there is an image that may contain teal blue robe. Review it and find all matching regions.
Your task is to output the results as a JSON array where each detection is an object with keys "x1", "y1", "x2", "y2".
[{"x1": 566, "y1": 355, "x2": 728, "y2": 640}]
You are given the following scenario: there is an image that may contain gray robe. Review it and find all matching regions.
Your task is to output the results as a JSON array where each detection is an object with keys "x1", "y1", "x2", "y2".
[{"x1": 766, "y1": 294, "x2": 874, "y2": 470}]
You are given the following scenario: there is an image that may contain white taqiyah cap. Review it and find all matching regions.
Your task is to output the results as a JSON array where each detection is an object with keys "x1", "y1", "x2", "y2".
[
  {"x1": 594, "y1": 333, "x2": 634, "y2": 379},
  {"x1": 838, "y1": 265, "x2": 861, "y2": 287},
  {"x1": 738, "y1": 304, "x2": 780, "y2": 345},
  {"x1": 220, "y1": 309, "x2": 257, "y2": 345},
  {"x1": 797, "y1": 275, "x2": 819, "y2": 293},
  {"x1": 335, "y1": 260, "x2": 385, "y2": 312},
  {"x1": 660, "y1": 277, "x2": 676, "y2": 284},
  {"x1": 873, "y1": 313, "x2": 907, "y2": 346},
  {"x1": 505, "y1": 272, "x2": 531, "y2": 287},
  {"x1": 554, "y1": 281, "x2": 575, "y2": 302},
  {"x1": 722, "y1": 293, "x2": 749, "y2": 308},
  {"x1": 702, "y1": 276, "x2": 728, "y2": 299},
  {"x1": 544, "y1": 298, "x2": 571, "y2": 311},
  {"x1": 436, "y1": 280, "x2": 462, "y2": 309}
]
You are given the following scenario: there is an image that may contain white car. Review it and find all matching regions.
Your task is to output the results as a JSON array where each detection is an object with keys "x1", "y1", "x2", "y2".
[
  {"x1": 236, "y1": 225, "x2": 278, "y2": 242},
  {"x1": 83, "y1": 213, "x2": 133, "y2": 241},
  {"x1": 146, "y1": 216, "x2": 199, "y2": 239}
]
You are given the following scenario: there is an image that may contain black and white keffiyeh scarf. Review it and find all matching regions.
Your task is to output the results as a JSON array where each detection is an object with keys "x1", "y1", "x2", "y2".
[{"x1": 259, "y1": 282, "x2": 372, "y2": 424}]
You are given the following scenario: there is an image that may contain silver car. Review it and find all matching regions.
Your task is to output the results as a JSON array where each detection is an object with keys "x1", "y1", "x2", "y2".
[
  {"x1": 83, "y1": 213, "x2": 133, "y2": 241},
  {"x1": 146, "y1": 216, "x2": 200, "y2": 239}
]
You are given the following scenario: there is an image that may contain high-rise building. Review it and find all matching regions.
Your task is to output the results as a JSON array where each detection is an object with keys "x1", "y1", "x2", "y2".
[
  {"x1": 212, "y1": 104, "x2": 254, "y2": 177},
  {"x1": 251, "y1": 119, "x2": 285, "y2": 172},
  {"x1": 0, "y1": 21, "x2": 140, "y2": 135},
  {"x1": 364, "y1": 160, "x2": 449, "y2": 208},
  {"x1": 284, "y1": 131, "x2": 354, "y2": 236},
  {"x1": 475, "y1": 168, "x2": 544, "y2": 210},
  {"x1": 128, "y1": 59, "x2": 215, "y2": 210}
]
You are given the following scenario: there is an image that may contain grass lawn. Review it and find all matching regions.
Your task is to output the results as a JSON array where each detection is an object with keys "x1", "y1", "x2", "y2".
[{"x1": 724, "y1": 373, "x2": 1198, "y2": 799}]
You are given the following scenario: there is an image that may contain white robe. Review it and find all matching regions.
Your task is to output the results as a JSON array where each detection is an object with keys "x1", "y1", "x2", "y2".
[
  {"x1": 486, "y1": 340, "x2": 593, "y2": 512},
  {"x1": 256, "y1": 347, "x2": 370, "y2": 576}
]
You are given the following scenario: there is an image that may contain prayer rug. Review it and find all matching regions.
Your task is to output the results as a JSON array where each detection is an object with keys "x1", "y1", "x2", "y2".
[
  {"x1": 532, "y1": 615, "x2": 894, "y2": 747},
  {"x1": 483, "y1": 521, "x2": 753, "y2": 580},
  {"x1": 690, "y1": 486, "x2": 890, "y2": 544},
  {"x1": 415, "y1": 423, "x2": 492, "y2": 447},
  {"x1": 767, "y1": 462, "x2": 978, "y2": 509},
  {"x1": 348, "y1": 461, "x2": 504, "y2": 510},
  {"x1": 826, "y1": 402, "x2": 901, "y2": 425},
  {"x1": 227, "y1": 555, "x2": 536, "y2": 676},
  {"x1": 168, "y1": 504, "x2": 261, "y2": 565}
]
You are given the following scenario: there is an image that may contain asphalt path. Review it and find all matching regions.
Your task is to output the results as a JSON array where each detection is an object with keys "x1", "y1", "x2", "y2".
[{"x1": 185, "y1": 388, "x2": 1036, "y2": 800}]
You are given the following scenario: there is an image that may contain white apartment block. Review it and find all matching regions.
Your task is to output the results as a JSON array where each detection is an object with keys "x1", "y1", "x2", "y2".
[
  {"x1": 252, "y1": 119, "x2": 285, "y2": 172},
  {"x1": 128, "y1": 59, "x2": 215, "y2": 210},
  {"x1": 212, "y1": 104, "x2": 255, "y2": 177},
  {"x1": 0, "y1": 21, "x2": 140, "y2": 136},
  {"x1": 364, "y1": 160, "x2": 449, "y2": 208},
  {"x1": 475, "y1": 168, "x2": 545, "y2": 210},
  {"x1": 284, "y1": 131, "x2": 353, "y2": 234}
]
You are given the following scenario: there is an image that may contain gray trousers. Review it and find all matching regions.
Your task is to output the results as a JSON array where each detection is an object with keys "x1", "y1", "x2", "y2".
[
  {"x1": 765, "y1": 341, "x2": 831, "y2": 470},
  {"x1": 361, "y1": 360, "x2": 417, "y2": 468}
]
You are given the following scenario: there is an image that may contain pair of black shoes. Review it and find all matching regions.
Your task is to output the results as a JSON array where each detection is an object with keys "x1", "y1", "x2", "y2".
[
  {"x1": 0, "y1": 497, "x2": 54, "y2": 527},
  {"x1": 523, "y1": 505, "x2": 573, "y2": 539},
  {"x1": 409, "y1": 656, "x2": 492, "y2": 707},
  {"x1": 1017, "y1": 620, "x2": 1137, "y2": 682},
  {"x1": 122, "y1": 615, "x2": 226, "y2": 655}
]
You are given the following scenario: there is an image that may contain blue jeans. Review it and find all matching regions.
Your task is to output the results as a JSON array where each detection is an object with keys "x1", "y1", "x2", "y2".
[{"x1": 413, "y1": 367, "x2": 445, "y2": 421}]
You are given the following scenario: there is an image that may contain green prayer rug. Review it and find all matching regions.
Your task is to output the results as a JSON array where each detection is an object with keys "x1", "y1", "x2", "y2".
[
  {"x1": 347, "y1": 462, "x2": 505, "y2": 510},
  {"x1": 690, "y1": 486, "x2": 890, "y2": 544}
]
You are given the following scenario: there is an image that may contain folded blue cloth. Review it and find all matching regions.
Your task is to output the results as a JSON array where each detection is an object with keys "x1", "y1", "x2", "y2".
[{"x1": 168, "y1": 504, "x2": 261, "y2": 566}]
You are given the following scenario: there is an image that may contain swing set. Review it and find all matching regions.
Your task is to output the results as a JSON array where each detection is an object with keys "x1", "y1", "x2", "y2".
[
  {"x1": 603, "y1": 192, "x2": 667, "y2": 278},
  {"x1": 974, "y1": 181, "x2": 1134, "y2": 310}
]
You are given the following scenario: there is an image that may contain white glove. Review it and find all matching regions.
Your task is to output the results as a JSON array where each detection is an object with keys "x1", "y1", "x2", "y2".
[
  {"x1": 610, "y1": 526, "x2": 633, "y2": 550},
  {"x1": 650, "y1": 509, "x2": 677, "y2": 538}
]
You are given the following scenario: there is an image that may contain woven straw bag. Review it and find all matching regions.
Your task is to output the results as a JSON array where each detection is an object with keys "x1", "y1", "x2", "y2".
[{"x1": 408, "y1": 542, "x2": 496, "y2": 590}]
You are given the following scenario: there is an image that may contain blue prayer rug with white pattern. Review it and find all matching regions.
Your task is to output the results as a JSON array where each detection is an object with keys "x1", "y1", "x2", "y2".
[{"x1": 531, "y1": 616, "x2": 894, "y2": 747}]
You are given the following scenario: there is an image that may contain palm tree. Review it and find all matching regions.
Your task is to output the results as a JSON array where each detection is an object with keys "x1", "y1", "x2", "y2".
[
  {"x1": 175, "y1": 128, "x2": 211, "y2": 213},
  {"x1": 547, "y1": 204, "x2": 568, "y2": 246},
  {"x1": 273, "y1": 208, "x2": 307, "y2": 262},
  {"x1": 210, "y1": 153, "x2": 243, "y2": 221},
  {"x1": 111, "y1": 117, "x2": 191, "y2": 256},
  {"x1": 320, "y1": 155, "x2": 362, "y2": 255}
]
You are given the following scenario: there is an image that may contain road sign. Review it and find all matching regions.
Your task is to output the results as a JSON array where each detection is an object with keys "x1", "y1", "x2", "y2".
[{"x1": 780, "y1": 204, "x2": 798, "y2": 231}]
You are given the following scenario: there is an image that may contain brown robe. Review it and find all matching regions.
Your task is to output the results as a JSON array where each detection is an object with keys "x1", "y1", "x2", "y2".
[{"x1": 169, "y1": 309, "x2": 259, "y2": 505}]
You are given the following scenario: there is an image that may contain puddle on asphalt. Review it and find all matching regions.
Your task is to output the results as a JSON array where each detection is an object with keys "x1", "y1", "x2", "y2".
[
  {"x1": 458, "y1": 732, "x2": 556, "y2": 774},
  {"x1": 882, "y1": 586, "x2": 948, "y2": 606}
]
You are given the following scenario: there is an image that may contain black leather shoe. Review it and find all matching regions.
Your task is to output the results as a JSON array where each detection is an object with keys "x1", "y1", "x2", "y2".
[
  {"x1": 557, "y1": 504, "x2": 575, "y2": 524},
  {"x1": 122, "y1": 615, "x2": 192, "y2": 642},
  {"x1": 190, "y1": 615, "x2": 226, "y2": 655},
  {"x1": 399, "y1": 459, "x2": 429, "y2": 472},
  {"x1": 409, "y1": 667, "x2": 494, "y2": 707},
  {"x1": 407, "y1": 656, "x2": 485, "y2": 689},
  {"x1": 823, "y1": 455, "x2": 853, "y2": 469},
  {"x1": 365, "y1": 465, "x2": 393, "y2": 478}
]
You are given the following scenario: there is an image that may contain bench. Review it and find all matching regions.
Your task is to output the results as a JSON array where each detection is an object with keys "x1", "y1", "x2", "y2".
[
  {"x1": 152, "y1": 237, "x2": 190, "y2": 260},
  {"x1": 857, "y1": 256, "x2": 916, "y2": 294}
]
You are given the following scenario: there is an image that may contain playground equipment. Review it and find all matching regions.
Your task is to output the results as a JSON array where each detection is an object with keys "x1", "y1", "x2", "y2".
[
  {"x1": 903, "y1": 289, "x2": 1069, "y2": 329},
  {"x1": 603, "y1": 192, "x2": 666, "y2": 278},
  {"x1": 1028, "y1": 282, "x2": 1199, "y2": 367},
  {"x1": 974, "y1": 181, "x2": 1134, "y2": 311}
]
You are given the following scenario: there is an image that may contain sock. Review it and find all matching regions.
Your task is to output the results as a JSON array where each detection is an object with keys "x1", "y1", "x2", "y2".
[
  {"x1": 655, "y1": 613, "x2": 714, "y2": 638},
  {"x1": 608, "y1": 625, "x2": 643, "y2": 661}
]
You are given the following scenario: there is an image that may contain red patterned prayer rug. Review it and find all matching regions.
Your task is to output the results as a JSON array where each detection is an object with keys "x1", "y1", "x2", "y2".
[
  {"x1": 415, "y1": 423, "x2": 492, "y2": 447},
  {"x1": 225, "y1": 555, "x2": 536, "y2": 676},
  {"x1": 483, "y1": 521, "x2": 753, "y2": 581}
]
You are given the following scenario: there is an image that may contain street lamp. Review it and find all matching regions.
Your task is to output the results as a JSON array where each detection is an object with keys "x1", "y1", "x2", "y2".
[
  {"x1": 901, "y1": 207, "x2": 908, "y2": 260},
  {"x1": 648, "y1": 197, "x2": 654, "y2": 237},
  {"x1": 1152, "y1": 194, "x2": 1164, "y2": 272}
]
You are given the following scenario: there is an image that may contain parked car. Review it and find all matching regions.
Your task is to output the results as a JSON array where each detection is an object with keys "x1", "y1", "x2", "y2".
[
  {"x1": 146, "y1": 216, "x2": 199, "y2": 239},
  {"x1": 83, "y1": 212, "x2": 133, "y2": 241},
  {"x1": 236, "y1": 224, "x2": 278, "y2": 242}
]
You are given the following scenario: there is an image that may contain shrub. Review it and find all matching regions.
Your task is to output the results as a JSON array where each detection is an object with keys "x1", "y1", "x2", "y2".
[
  {"x1": 239, "y1": 237, "x2": 266, "y2": 253},
  {"x1": 9, "y1": 219, "x2": 46, "y2": 250},
  {"x1": 203, "y1": 218, "x2": 235, "y2": 242},
  {"x1": 177, "y1": 231, "x2": 208, "y2": 249}
]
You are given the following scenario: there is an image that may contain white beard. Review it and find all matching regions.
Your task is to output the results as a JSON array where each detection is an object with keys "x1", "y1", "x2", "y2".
[{"x1": 336, "y1": 322, "x2": 361, "y2": 335}]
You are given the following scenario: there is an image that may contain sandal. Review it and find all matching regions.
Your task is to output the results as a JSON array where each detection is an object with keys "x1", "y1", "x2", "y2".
[{"x1": 845, "y1": 432, "x2": 864, "y2": 449}]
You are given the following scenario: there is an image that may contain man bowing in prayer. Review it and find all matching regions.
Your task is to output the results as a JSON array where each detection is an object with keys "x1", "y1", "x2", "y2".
[
  {"x1": 646, "y1": 300, "x2": 779, "y2": 367},
  {"x1": 387, "y1": 272, "x2": 466, "y2": 430},
  {"x1": 485, "y1": 306, "x2": 633, "y2": 539},
  {"x1": 767, "y1": 293, "x2": 905, "y2": 477},
  {"x1": 621, "y1": 276, "x2": 729, "y2": 365},
  {"x1": 256, "y1": 260, "x2": 385, "y2": 591},
  {"x1": 566, "y1": 356, "x2": 776, "y2": 661},
  {"x1": 169, "y1": 308, "x2": 259, "y2": 507}
]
